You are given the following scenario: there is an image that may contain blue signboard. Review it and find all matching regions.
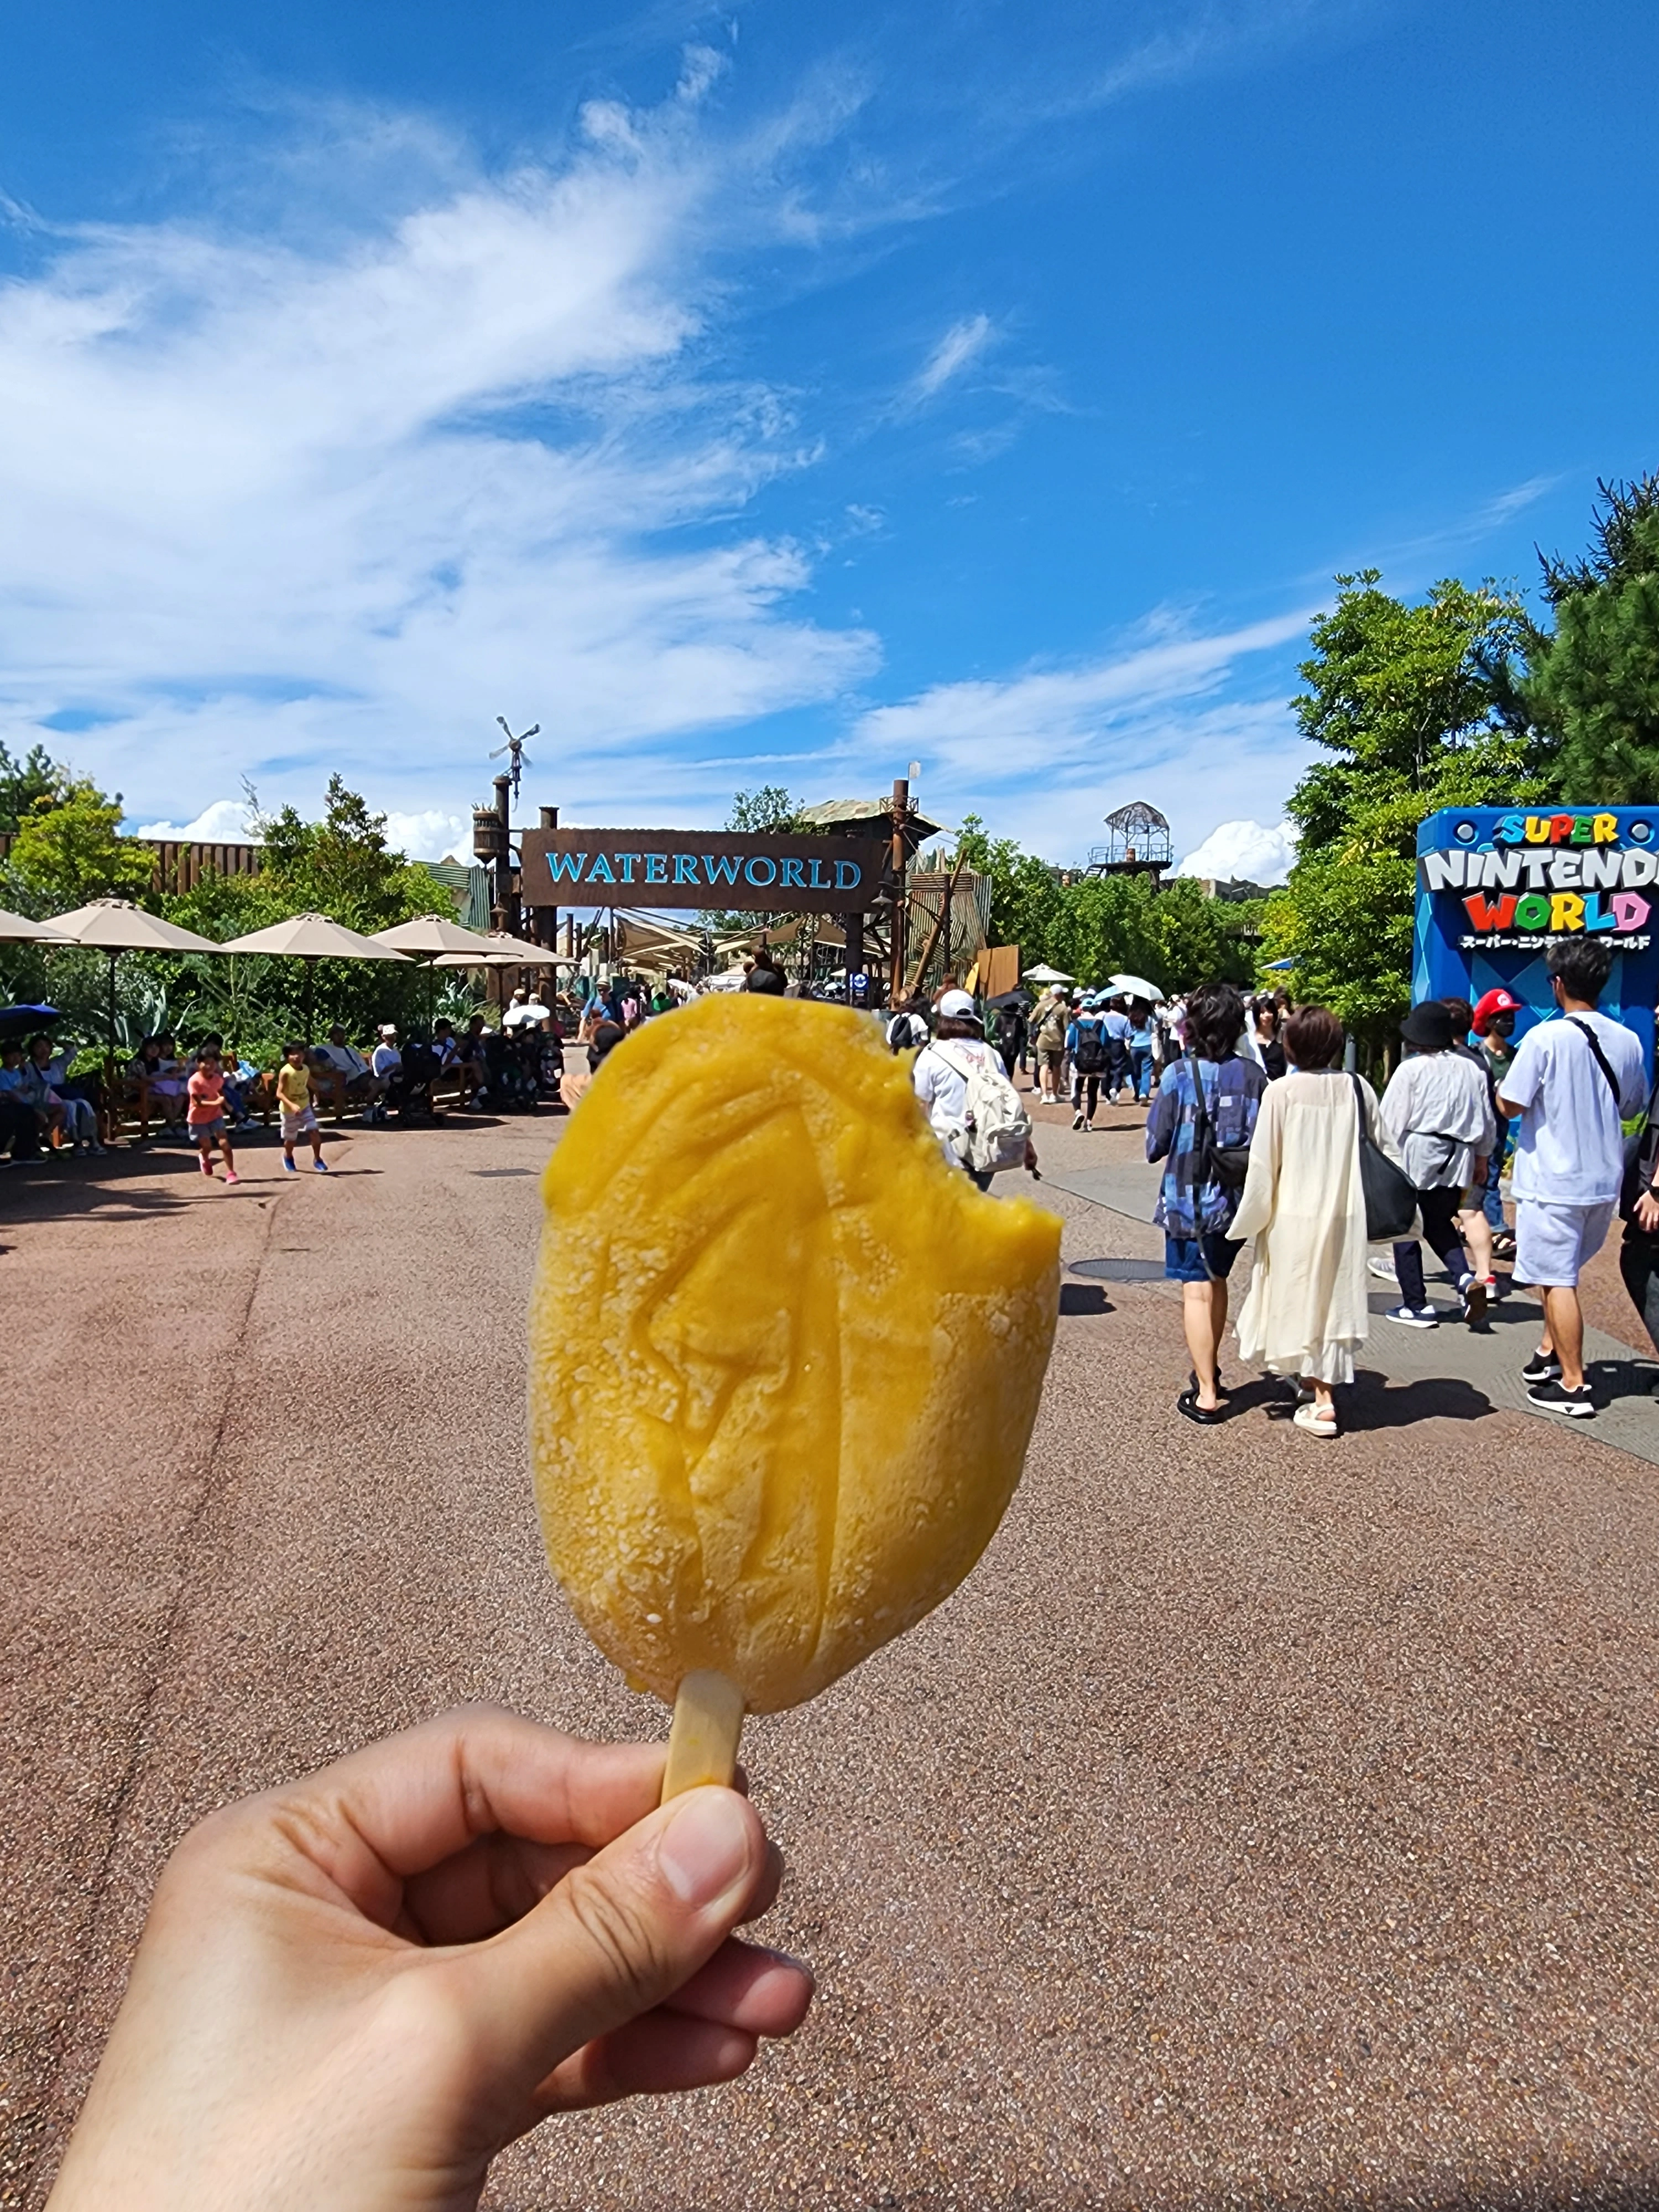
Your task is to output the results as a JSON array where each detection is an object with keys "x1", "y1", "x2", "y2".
[{"x1": 1413, "y1": 805, "x2": 1659, "y2": 1070}]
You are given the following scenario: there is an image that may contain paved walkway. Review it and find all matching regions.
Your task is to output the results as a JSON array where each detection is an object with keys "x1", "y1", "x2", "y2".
[{"x1": 4, "y1": 1106, "x2": 1658, "y2": 2210}]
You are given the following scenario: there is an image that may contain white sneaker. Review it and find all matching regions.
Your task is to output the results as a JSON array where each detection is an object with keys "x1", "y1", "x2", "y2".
[
  {"x1": 1368, "y1": 1255, "x2": 1400, "y2": 1283},
  {"x1": 1072, "y1": 1110, "x2": 1085, "y2": 1129},
  {"x1": 1385, "y1": 1303, "x2": 1439, "y2": 1328}
]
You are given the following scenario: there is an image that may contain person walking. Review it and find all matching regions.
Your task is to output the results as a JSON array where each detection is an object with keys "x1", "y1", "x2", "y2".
[
  {"x1": 187, "y1": 1044, "x2": 239, "y2": 1185},
  {"x1": 1617, "y1": 1053, "x2": 1659, "y2": 1371},
  {"x1": 886, "y1": 993, "x2": 930, "y2": 1054},
  {"x1": 1378, "y1": 1000, "x2": 1496, "y2": 1328},
  {"x1": 1231, "y1": 1004, "x2": 1399, "y2": 1439},
  {"x1": 1067, "y1": 996, "x2": 1109, "y2": 1129},
  {"x1": 1437, "y1": 993, "x2": 1501, "y2": 1292},
  {"x1": 1495, "y1": 938, "x2": 1647, "y2": 1418},
  {"x1": 1249, "y1": 1000, "x2": 1287, "y2": 1079},
  {"x1": 1145, "y1": 982, "x2": 1266, "y2": 1423},
  {"x1": 1128, "y1": 1000, "x2": 1157, "y2": 1102},
  {"x1": 912, "y1": 988, "x2": 1036, "y2": 1191},
  {"x1": 989, "y1": 995, "x2": 1027, "y2": 1082},
  {"x1": 1102, "y1": 994, "x2": 1133, "y2": 1104},
  {"x1": 1031, "y1": 987, "x2": 1068, "y2": 1102},
  {"x1": 276, "y1": 1040, "x2": 328, "y2": 1173},
  {"x1": 1469, "y1": 987, "x2": 1521, "y2": 1259}
]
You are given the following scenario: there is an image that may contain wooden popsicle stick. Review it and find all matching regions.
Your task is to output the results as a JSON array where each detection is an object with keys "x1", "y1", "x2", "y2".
[{"x1": 660, "y1": 1670, "x2": 746, "y2": 1803}]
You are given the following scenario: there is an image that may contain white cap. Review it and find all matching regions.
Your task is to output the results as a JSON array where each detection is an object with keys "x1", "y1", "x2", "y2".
[
  {"x1": 379, "y1": 1023, "x2": 397, "y2": 1036},
  {"x1": 938, "y1": 988, "x2": 976, "y2": 1019}
]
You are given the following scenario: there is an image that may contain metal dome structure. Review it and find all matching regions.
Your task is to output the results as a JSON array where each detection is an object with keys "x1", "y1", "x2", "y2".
[{"x1": 1088, "y1": 800, "x2": 1172, "y2": 879}]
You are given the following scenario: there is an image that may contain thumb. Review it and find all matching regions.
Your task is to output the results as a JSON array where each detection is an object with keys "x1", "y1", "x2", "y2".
[{"x1": 446, "y1": 1785, "x2": 768, "y2": 2093}]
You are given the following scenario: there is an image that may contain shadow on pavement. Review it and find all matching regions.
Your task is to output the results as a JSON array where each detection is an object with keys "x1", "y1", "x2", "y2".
[
  {"x1": 1342, "y1": 1368, "x2": 1492, "y2": 1430},
  {"x1": 1587, "y1": 1355, "x2": 1659, "y2": 1403},
  {"x1": 1058, "y1": 1281, "x2": 1113, "y2": 1316}
]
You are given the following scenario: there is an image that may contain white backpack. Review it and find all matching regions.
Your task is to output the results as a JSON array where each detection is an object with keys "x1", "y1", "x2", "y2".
[{"x1": 927, "y1": 1045, "x2": 1032, "y2": 1175}]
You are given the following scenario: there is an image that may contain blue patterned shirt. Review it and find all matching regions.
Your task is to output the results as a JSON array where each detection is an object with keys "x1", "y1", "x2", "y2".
[{"x1": 1146, "y1": 1052, "x2": 1267, "y2": 1237}]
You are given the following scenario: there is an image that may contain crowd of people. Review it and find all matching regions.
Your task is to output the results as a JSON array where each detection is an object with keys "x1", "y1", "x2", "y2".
[
  {"x1": 11, "y1": 943, "x2": 1659, "y2": 1432},
  {"x1": 884, "y1": 941, "x2": 1657, "y2": 1434}
]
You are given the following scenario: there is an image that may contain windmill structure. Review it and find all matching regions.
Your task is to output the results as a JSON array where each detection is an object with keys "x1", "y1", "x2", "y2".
[{"x1": 491, "y1": 717, "x2": 538, "y2": 807}]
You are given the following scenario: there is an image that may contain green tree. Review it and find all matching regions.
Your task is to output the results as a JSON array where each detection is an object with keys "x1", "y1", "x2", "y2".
[
  {"x1": 1525, "y1": 473, "x2": 1659, "y2": 801},
  {"x1": 252, "y1": 774, "x2": 450, "y2": 932},
  {"x1": 726, "y1": 785, "x2": 798, "y2": 833},
  {"x1": 955, "y1": 816, "x2": 1254, "y2": 995},
  {"x1": 155, "y1": 777, "x2": 456, "y2": 1056},
  {"x1": 7, "y1": 778, "x2": 155, "y2": 912},
  {"x1": 957, "y1": 815, "x2": 1065, "y2": 956},
  {"x1": 0, "y1": 740, "x2": 62, "y2": 834},
  {"x1": 1265, "y1": 572, "x2": 1552, "y2": 1046}
]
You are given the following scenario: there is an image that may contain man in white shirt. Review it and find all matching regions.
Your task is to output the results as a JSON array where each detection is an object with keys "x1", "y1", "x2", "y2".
[
  {"x1": 311, "y1": 1025, "x2": 387, "y2": 1119},
  {"x1": 1496, "y1": 937, "x2": 1648, "y2": 1418}
]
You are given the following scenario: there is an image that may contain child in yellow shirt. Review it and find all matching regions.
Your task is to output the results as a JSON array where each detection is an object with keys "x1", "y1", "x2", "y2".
[{"x1": 276, "y1": 1041, "x2": 327, "y2": 1173}]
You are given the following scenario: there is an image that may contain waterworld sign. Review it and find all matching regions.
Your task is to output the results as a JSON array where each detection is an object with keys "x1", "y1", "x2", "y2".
[
  {"x1": 1413, "y1": 806, "x2": 1659, "y2": 1069},
  {"x1": 519, "y1": 827, "x2": 889, "y2": 915}
]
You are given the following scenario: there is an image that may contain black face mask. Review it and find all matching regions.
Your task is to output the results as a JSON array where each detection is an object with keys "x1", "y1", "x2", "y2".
[{"x1": 1490, "y1": 1014, "x2": 1516, "y2": 1038}]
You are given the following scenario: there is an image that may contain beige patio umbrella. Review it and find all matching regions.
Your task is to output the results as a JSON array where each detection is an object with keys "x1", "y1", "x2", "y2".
[
  {"x1": 431, "y1": 932, "x2": 571, "y2": 1025},
  {"x1": 218, "y1": 911, "x2": 411, "y2": 1042},
  {"x1": 0, "y1": 906, "x2": 75, "y2": 945},
  {"x1": 43, "y1": 896, "x2": 225, "y2": 1069},
  {"x1": 369, "y1": 913, "x2": 511, "y2": 1029}
]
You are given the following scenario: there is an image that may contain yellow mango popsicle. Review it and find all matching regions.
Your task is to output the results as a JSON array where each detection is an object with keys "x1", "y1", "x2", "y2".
[{"x1": 528, "y1": 994, "x2": 1060, "y2": 1776}]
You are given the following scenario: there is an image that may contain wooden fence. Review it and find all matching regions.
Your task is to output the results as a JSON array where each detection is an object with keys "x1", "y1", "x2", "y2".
[{"x1": 0, "y1": 832, "x2": 264, "y2": 895}]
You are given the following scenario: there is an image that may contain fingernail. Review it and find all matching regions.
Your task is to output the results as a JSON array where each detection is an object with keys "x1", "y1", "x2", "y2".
[{"x1": 658, "y1": 1788, "x2": 752, "y2": 1905}]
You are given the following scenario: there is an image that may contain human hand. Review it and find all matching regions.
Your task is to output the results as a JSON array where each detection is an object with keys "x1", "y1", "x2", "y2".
[
  {"x1": 48, "y1": 1707, "x2": 812, "y2": 2212},
  {"x1": 1637, "y1": 1189, "x2": 1659, "y2": 1235}
]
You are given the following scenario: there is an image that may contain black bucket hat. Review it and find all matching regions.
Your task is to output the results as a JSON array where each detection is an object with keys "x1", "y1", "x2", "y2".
[{"x1": 1400, "y1": 1000, "x2": 1454, "y2": 1051}]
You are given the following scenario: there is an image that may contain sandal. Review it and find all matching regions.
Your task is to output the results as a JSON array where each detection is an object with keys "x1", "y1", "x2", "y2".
[
  {"x1": 1177, "y1": 1387, "x2": 1227, "y2": 1426},
  {"x1": 1292, "y1": 1401, "x2": 1339, "y2": 1438}
]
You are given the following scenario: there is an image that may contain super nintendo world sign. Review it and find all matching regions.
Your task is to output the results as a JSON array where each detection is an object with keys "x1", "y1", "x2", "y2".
[
  {"x1": 519, "y1": 828, "x2": 889, "y2": 914},
  {"x1": 1417, "y1": 808, "x2": 1657, "y2": 952}
]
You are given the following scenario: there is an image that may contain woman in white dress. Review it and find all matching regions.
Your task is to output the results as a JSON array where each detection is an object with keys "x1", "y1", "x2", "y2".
[{"x1": 1232, "y1": 1005, "x2": 1402, "y2": 1438}]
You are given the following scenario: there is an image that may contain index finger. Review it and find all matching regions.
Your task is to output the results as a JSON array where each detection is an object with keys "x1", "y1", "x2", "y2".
[{"x1": 264, "y1": 1705, "x2": 667, "y2": 1902}]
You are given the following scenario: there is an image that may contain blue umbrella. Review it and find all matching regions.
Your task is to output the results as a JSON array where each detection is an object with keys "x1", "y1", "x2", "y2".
[{"x1": 0, "y1": 1003, "x2": 62, "y2": 1035}]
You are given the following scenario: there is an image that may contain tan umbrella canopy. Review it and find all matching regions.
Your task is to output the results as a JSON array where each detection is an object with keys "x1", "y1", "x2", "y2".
[
  {"x1": 218, "y1": 911, "x2": 411, "y2": 1042},
  {"x1": 45, "y1": 897, "x2": 223, "y2": 954},
  {"x1": 43, "y1": 897, "x2": 225, "y2": 1068},
  {"x1": 368, "y1": 914, "x2": 505, "y2": 1026},
  {"x1": 431, "y1": 932, "x2": 572, "y2": 1026},
  {"x1": 368, "y1": 913, "x2": 506, "y2": 958},
  {"x1": 430, "y1": 933, "x2": 569, "y2": 968},
  {"x1": 0, "y1": 906, "x2": 75, "y2": 945}
]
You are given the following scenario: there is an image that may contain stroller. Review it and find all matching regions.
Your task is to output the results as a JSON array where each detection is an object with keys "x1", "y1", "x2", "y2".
[
  {"x1": 390, "y1": 1039, "x2": 443, "y2": 1120},
  {"x1": 479, "y1": 1030, "x2": 540, "y2": 1114}
]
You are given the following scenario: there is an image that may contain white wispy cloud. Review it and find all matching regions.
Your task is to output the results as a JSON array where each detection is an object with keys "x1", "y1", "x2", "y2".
[
  {"x1": 840, "y1": 608, "x2": 1316, "y2": 862},
  {"x1": 912, "y1": 312, "x2": 997, "y2": 400},
  {"x1": 0, "y1": 80, "x2": 879, "y2": 830}
]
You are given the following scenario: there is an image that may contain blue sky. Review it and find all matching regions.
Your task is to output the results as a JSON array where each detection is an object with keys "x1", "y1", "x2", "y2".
[{"x1": 1, "y1": 0, "x2": 1655, "y2": 878}]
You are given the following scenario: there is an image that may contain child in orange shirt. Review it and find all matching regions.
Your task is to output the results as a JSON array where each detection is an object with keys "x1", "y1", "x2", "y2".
[{"x1": 187, "y1": 1045, "x2": 239, "y2": 1185}]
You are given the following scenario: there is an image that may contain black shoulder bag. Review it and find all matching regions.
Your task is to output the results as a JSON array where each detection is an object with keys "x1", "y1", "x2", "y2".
[{"x1": 1351, "y1": 1073, "x2": 1418, "y2": 1241}]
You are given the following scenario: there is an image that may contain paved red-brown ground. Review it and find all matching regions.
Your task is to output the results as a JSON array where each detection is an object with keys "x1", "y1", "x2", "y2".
[{"x1": 4, "y1": 1103, "x2": 1658, "y2": 2210}]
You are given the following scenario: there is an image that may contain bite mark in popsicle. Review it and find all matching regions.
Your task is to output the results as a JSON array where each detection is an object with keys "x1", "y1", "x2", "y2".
[{"x1": 528, "y1": 994, "x2": 1061, "y2": 1791}]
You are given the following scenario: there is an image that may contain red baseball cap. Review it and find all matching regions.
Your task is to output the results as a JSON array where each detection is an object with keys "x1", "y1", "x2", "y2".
[{"x1": 1472, "y1": 987, "x2": 1521, "y2": 1032}]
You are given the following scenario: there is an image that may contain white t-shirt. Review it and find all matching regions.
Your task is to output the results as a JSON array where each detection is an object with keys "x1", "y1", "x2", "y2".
[
  {"x1": 912, "y1": 1037, "x2": 1004, "y2": 1140},
  {"x1": 372, "y1": 1042, "x2": 401, "y2": 1079},
  {"x1": 1500, "y1": 1010, "x2": 1647, "y2": 1206}
]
